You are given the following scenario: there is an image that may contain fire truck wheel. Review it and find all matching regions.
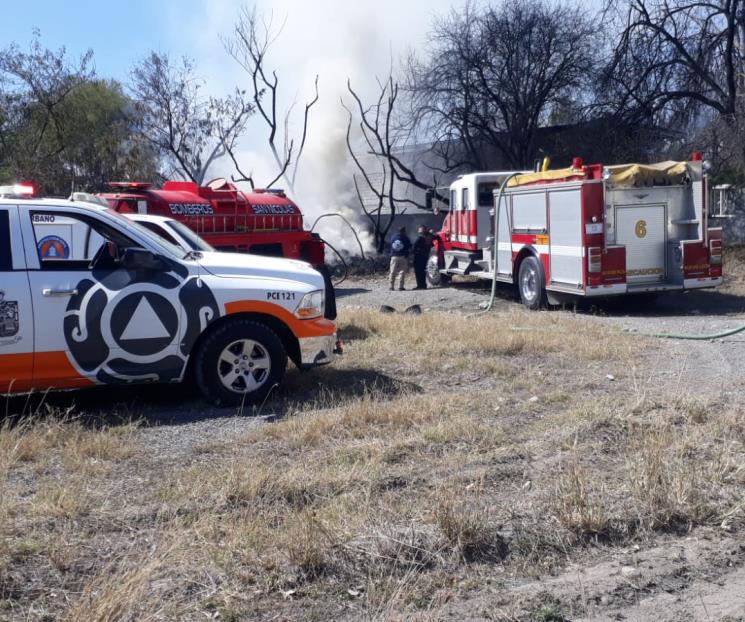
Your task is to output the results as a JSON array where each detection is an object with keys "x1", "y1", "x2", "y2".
[
  {"x1": 195, "y1": 319, "x2": 287, "y2": 407},
  {"x1": 426, "y1": 256, "x2": 449, "y2": 287},
  {"x1": 517, "y1": 256, "x2": 546, "y2": 310}
]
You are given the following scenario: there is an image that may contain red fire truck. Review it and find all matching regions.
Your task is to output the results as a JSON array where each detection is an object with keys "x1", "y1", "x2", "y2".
[
  {"x1": 429, "y1": 154, "x2": 723, "y2": 308},
  {"x1": 98, "y1": 178, "x2": 326, "y2": 267}
]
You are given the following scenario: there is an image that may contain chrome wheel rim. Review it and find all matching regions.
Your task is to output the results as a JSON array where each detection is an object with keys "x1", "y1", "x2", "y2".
[
  {"x1": 426, "y1": 257, "x2": 440, "y2": 284},
  {"x1": 520, "y1": 264, "x2": 538, "y2": 302},
  {"x1": 217, "y1": 339, "x2": 271, "y2": 394}
]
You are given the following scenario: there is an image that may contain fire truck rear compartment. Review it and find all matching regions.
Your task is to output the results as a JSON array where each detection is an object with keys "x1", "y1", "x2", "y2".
[
  {"x1": 614, "y1": 204, "x2": 667, "y2": 285},
  {"x1": 605, "y1": 184, "x2": 708, "y2": 292}
]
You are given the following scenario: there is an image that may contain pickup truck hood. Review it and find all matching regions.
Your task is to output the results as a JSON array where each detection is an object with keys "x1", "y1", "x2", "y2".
[{"x1": 196, "y1": 252, "x2": 324, "y2": 289}]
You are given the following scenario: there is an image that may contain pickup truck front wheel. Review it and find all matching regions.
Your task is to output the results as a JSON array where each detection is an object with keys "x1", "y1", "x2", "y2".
[{"x1": 195, "y1": 319, "x2": 287, "y2": 407}]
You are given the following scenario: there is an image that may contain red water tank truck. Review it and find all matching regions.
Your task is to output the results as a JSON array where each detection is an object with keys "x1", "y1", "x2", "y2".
[{"x1": 98, "y1": 178, "x2": 326, "y2": 265}]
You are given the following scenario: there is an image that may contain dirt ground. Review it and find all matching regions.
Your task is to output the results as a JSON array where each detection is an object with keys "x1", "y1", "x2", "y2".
[{"x1": 2, "y1": 252, "x2": 745, "y2": 621}]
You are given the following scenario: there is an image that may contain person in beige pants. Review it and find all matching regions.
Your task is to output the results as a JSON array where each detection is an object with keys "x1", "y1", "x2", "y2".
[{"x1": 388, "y1": 226, "x2": 411, "y2": 290}]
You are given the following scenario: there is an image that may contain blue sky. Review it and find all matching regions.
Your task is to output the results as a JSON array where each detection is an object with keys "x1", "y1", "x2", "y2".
[
  {"x1": 0, "y1": 0, "x2": 208, "y2": 80},
  {"x1": 0, "y1": 0, "x2": 457, "y2": 85}
]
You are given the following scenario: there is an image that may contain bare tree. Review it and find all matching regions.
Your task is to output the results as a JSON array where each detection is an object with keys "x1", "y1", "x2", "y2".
[
  {"x1": 600, "y1": 0, "x2": 745, "y2": 173},
  {"x1": 405, "y1": 0, "x2": 598, "y2": 169},
  {"x1": 223, "y1": 6, "x2": 318, "y2": 191},
  {"x1": 344, "y1": 75, "x2": 451, "y2": 252},
  {"x1": 342, "y1": 0, "x2": 596, "y2": 246},
  {"x1": 343, "y1": 79, "x2": 397, "y2": 253},
  {"x1": 603, "y1": 0, "x2": 745, "y2": 124},
  {"x1": 131, "y1": 52, "x2": 253, "y2": 185}
]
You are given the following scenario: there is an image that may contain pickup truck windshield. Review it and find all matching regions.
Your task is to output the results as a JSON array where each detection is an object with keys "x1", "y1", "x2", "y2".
[
  {"x1": 165, "y1": 220, "x2": 214, "y2": 251},
  {"x1": 104, "y1": 209, "x2": 185, "y2": 259}
]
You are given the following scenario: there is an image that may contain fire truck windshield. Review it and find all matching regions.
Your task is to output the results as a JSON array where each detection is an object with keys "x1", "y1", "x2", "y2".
[{"x1": 478, "y1": 182, "x2": 499, "y2": 207}]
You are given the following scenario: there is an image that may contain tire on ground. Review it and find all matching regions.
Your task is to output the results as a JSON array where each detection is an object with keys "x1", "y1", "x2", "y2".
[
  {"x1": 195, "y1": 319, "x2": 287, "y2": 407},
  {"x1": 517, "y1": 255, "x2": 547, "y2": 310},
  {"x1": 426, "y1": 254, "x2": 450, "y2": 287}
]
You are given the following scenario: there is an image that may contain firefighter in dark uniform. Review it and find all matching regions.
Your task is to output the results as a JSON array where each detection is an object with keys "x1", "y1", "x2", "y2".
[{"x1": 412, "y1": 225, "x2": 434, "y2": 289}]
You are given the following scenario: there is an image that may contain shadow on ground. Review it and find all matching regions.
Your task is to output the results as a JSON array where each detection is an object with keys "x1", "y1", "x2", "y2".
[
  {"x1": 281, "y1": 366, "x2": 419, "y2": 404},
  {"x1": 575, "y1": 288, "x2": 745, "y2": 317},
  {"x1": 2, "y1": 366, "x2": 419, "y2": 426},
  {"x1": 335, "y1": 286, "x2": 371, "y2": 298},
  {"x1": 447, "y1": 276, "x2": 745, "y2": 318}
]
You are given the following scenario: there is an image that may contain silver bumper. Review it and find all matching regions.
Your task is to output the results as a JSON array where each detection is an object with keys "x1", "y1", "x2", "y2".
[{"x1": 299, "y1": 334, "x2": 337, "y2": 367}]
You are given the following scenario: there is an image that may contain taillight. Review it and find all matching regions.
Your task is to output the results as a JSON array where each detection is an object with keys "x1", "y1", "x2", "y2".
[
  {"x1": 588, "y1": 247, "x2": 602, "y2": 273},
  {"x1": 709, "y1": 239, "x2": 722, "y2": 265}
]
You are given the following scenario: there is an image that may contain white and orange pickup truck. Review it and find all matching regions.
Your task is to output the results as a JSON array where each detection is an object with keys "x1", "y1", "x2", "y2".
[{"x1": 0, "y1": 188, "x2": 338, "y2": 406}]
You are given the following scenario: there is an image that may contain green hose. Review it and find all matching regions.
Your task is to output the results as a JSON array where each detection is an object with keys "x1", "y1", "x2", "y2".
[{"x1": 650, "y1": 323, "x2": 745, "y2": 340}]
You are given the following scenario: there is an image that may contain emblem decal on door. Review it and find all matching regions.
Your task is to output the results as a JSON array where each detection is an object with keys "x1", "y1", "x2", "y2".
[
  {"x1": 62, "y1": 259, "x2": 219, "y2": 385},
  {"x1": 635, "y1": 219, "x2": 647, "y2": 239},
  {"x1": 37, "y1": 235, "x2": 70, "y2": 259},
  {"x1": 0, "y1": 291, "x2": 20, "y2": 342}
]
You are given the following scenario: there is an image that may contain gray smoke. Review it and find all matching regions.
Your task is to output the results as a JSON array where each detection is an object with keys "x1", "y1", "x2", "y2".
[{"x1": 192, "y1": 0, "x2": 453, "y2": 257}]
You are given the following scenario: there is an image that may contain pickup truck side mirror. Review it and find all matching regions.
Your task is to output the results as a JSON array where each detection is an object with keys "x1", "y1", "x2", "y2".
[{"x1": 120, "y1": 248, "x2": 167, "y2": 271}]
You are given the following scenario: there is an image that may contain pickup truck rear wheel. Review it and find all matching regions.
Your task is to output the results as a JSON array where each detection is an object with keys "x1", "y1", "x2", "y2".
[{"x1": 195, "y1": 319, "x2": 287, "y2": 407}]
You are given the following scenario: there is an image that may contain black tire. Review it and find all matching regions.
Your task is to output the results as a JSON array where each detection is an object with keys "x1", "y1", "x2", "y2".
[
  {"x1": 195, "y1": 319, "x2": 287, "y2": 407},
  {"x1": 426, "y1": 255, "x2": 450, "y2": 287},
  {"x1": 517, "y1": 256, "x2": 546, "y2": 310}
]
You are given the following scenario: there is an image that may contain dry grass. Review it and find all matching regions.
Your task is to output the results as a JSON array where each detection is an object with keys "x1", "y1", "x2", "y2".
[
  {"x1": 63, "y1": 549, "x2": 172, "y2": 622},
  {"x1": 0, "y1": 411, "x2": 138, "y2": 573},
  {"x1": 723, "y1": 245, "x2": 745, "y2": 288},
  {"x1": 340, "y1": 308, "x2": 636, "y2": 375},
  {"x1": 433, "y1": 487, "x2": 506, "y2": 562},
  {"x1": 34, "y1": 480, "x2": 89, "y2": 519},
  {"x1": 2, "y1": 308, "x2": 745, "y2": 620},
  {"x1": 626, "y1": 426, "x2": 703, "y2": 529},
  {"x1": 0, "y1": 412, "x2": 135, "y2": 474},
  {"x1": 551, "y1": 459, "x2": 611, "y2": 537},
  {"x1": 283, "y1": 510, "x2": 333, "y2": 578}
]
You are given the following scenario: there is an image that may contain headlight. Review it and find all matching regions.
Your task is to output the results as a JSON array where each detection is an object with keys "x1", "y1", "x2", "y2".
[{"x1": 295, "y1": 289, "x2": 325, "y2": 318}]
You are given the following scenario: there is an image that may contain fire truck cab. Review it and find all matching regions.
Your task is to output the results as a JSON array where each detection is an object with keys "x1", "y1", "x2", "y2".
[
  {"x1": 0, "y1": 190, "x2": 338, "y2": 406},
  {"x1": 431, "y1": 155, "x2": 723, "y2": 308}
]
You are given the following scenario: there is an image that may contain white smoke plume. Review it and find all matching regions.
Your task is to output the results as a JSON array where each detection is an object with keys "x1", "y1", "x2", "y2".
[{"x1": 180, "y1": 0, "x2": 453, "y2": 258}]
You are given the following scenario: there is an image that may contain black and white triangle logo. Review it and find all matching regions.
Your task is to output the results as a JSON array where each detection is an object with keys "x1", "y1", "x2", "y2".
[{"x1": 120, "y1": 297, "x2": 170, "y2": 341}]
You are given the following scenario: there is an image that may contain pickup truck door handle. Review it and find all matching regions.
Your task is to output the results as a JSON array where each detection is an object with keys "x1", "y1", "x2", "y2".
[{"x1": 42, "y1": 288, "x2": 79, "y2": 297}]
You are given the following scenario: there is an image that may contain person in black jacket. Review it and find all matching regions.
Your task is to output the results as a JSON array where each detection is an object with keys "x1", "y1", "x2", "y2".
[
  {"x1": 389, "y1": 226, "x2": 411, "y2": 290},
  {"x1": 412, "y1": 226, "x2": 434, "y2": 289}
]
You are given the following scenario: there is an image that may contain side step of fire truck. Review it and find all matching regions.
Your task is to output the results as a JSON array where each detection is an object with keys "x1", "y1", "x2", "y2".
[{"x1": 442, "y1": 249, "x2": 484, "y2": 275}]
